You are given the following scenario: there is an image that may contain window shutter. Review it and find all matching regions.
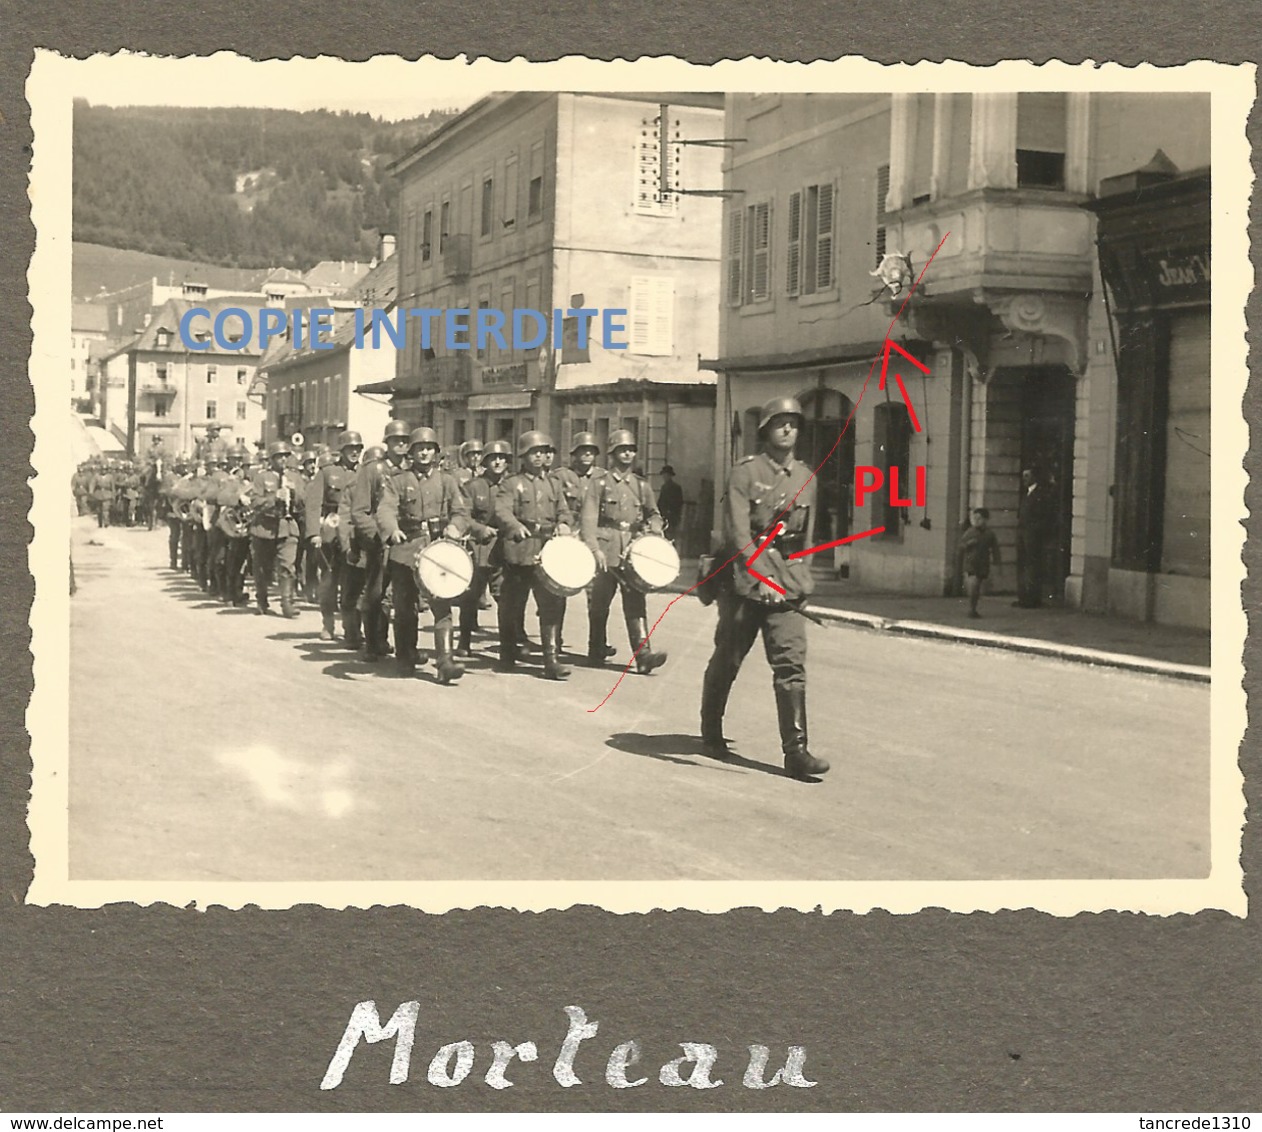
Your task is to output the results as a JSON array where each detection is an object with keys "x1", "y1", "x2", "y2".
[
  {"x1": 786, "y1": 190, "x2": 802, "y2": 296},
  {"x1": 875, "y1": 164, "x2": 890, "y2": 266},
  {"x1": 750, "y1": 201, "x2": 770, "y2": 302},
  {"x1": 726, "y1": 209, "x2": 743, "y2": 306},
  {"x1": 815, "y1": 181, "x2": 834, "y2": 291},
  {"x1": 630, "y1": 276, "x2": 653, "y2": 350},
  {"x1": 629, "y1": 276, "x2": 674, "y2": 356}
]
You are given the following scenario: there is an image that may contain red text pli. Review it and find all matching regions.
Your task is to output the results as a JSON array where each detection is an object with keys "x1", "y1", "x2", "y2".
[{"x1": 855, "y1": 466, "x2": 926, "y2": 508}]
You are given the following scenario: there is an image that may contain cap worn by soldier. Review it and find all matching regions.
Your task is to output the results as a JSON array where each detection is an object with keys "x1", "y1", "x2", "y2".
[
  {"x1": 482, "y1": 439, "x2": 512, "y2": 463},
  {"x1": 571, "y1": 432, "x2": 600, "y2": 454},
  {"x1": 409, "y1": 426, "x2": 440, "y2": 449},
  {"x1": 607, "y1": 428, "x2": 637, "y2": 451},
  {"x1": 383, "y1": 420, "x2": 412, "y2": 441},
  {"x1": 517, "y1": 430, "x2": 554, "y2": 457},
  {"x1": 758, "y1": 396, "x2": 805, "y2": 432},
  {"x1": 338, "y1": 430, "x2": 364, "y2": 450}
]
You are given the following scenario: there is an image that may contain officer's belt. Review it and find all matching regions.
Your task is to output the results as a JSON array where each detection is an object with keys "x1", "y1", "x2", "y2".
[
  {"x1": 598, "y1": 519, "x2": 640, "y2": 532},
  {"x1": 521, "y1": 521, "x2": 556, "y2": 538}
]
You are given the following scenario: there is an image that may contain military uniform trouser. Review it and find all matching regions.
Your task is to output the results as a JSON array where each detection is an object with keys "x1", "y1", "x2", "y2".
[
  {"x1": 357, "y1": 541, "x2": 390, "y2": 654},
  {"x1": 588, "y1": 566, "x2": 646, "y2": 647},
  {"x1": 316, "y1": 542, "x2": 356, "y2": 619},
  {"x1": 190, "y1": 526, "x2": 209, "y2": 588},
  {"x1": 180, "y1": 522, "x2": 194, "y2": 571},
  {"x1": 701, "y1": 587, "x2": 808, "y2": 756},
  {"x1": 165, "y1": 517, "x2": 182, "y2": 567},
  {"x1": 498, "y1": 564, "x2": 565, "y2": 655},
  {"x1": 96, "y1": 500, "x2": 110, "y2": 528},
  {"x1": 387, "y1": 559, "x2": 454, "y2": 663},
  {"x1": 225, "y1": 536, "x2": 250, "y2": 603},
  {"x1": 251, "y1": 535, "x2": 298, "y2": 610},
  {"x1": 207, "y1": 527, "x2": 229, "y2": 598},
  {"x1": 458, "y1": 563, "x2": 502, "y2": 632}
]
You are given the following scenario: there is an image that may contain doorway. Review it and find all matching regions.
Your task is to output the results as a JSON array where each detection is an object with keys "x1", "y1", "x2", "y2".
[
  {"x1": 798, "y1": 388, "x2": 855, "y2": 560},
  {"x1": 1019, "y1": 365, "x2": 1076, "y2": 602}
]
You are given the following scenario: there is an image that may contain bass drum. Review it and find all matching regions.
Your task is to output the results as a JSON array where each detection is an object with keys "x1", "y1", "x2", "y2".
[
  {"x1": 536, "y1": 535, "x2": 596, "y2": 598},
  {"x1": 414, "y1": 539, "x2": 475, "y2": 601},
  {"x1": 624, "y1": 533, "x2": 681, "y2": 592}
]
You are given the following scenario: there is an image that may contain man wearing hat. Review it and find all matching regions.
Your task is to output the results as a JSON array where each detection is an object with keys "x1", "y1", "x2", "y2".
[
  {"x1": 296, "y1": 449, "x2": 322, "y2": 604},
  {"x1": 305, "y1": 431, "x2": 364, "y2": 642},
  {"x1": 202, "y1": 449, "x2": 234, "y2": 600},
  {"x1": 494, "y1": 431, "x2": 575, "y2": 679},
  {"x1": 248, "y1": 438, "x2": 306, "y2": 617},
  {"x1": 581, "y1": 429, "x2": 668, "y2": 674},
  {"x1": 656, "y1": 465, "x2": 684, "y2": 545},
  {"x1": 699, "y1": 396, "x2": 830, "y2": 780},
  {"x1": 377, "y1": 427, "x2": 471, "y2": 682},
  {"x1": 350, "y1": 420, "x2": 413, "y2": 660},
  {"x1": 455, "y1": 439, "x2": 511, "y2": 657}
]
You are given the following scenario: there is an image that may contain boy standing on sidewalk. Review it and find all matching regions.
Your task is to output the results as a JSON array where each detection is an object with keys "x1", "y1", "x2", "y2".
[{"x1": 959, "y1": 508, "x2": 1001, "y2": 618}]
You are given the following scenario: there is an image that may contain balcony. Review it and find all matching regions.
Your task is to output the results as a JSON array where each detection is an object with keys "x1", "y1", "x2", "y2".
[
  {"x1": 140, "y1": 382, "x2": 178, "y2": 399},
  {"x1": 427, "y1": 354, "x2": 471, "y2": 394},
  {"x1": 442, "y1": 233, "x2": 472, "y2": 281}
]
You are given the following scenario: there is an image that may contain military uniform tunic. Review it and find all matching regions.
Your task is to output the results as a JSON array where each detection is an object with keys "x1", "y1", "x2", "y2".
[
  {"x1": 581, "y1": 467, "x2": 663, "y2": 633},
  {"x1": 493, "y1": 469, "x2": 574, "y2": 649}
]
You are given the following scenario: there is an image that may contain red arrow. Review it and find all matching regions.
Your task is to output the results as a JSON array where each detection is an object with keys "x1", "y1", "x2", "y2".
[
  {"x1": 744, "y1": 522, "x2": 786, "y2": 595},
  {"x1": 787, "y1": 525, "x2": 887, "y2": 559},
  {"x1": 879, "y1": 336, "x2": 930, "y2": 390}
]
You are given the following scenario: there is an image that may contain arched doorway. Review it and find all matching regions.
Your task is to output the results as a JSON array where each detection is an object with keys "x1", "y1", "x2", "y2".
[{"x1": 798, "y1": 387, "x2": 855, "y2": 557}]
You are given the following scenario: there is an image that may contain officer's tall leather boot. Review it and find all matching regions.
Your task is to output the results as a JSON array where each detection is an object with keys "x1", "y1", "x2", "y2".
[
  {"x1": 343, "y1": 608, "x2": 364, "y2": 650},
  {"x1": 542, "y1": 623, "x2": 571, "y2": 680},
  {"x1": 280, "y1": 575, "x2": 297, "y2": 619},
  {"x1": 629, "y1": 617, "x2": 667, "y2": 675},
  {"x1": 586, "y1": 612, "x2": 609, "y2": 667},
  {"x1": 776, "y1": 685, "x2": 830, "y2": 779},
  {"x1": 456, "y1": 605, "x2": 476, "y2": 658},
  {"x1": 699, "y1": 661, "x2": 735, "y2": 755},
  {"x1": 435, "y1": 626, "x2": 465, "y2": 685}
]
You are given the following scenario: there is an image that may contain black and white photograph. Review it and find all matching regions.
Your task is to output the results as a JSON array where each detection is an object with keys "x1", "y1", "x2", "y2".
[{"x1": 27, "y1": 54, "x2": 1249, "y2": 913}]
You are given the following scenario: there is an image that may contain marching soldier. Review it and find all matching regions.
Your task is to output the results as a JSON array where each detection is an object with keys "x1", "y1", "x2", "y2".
[
  {"x1": 553, "y1": 433, "x2": 611, "y2": 660},
  {"x1": 187, "y1": 462, "x2": 213, "y2": 590},
  {"x1": 90, "y1": 459, "x2": 115, "y2": 528},
  {"x1": 218, "y1": 446, "x2": 254, "y2": 607},
  {"x1": 338, "y1": 444, "x2": 385, "y2": 651},
  {"x1": 455, "y1": 438, "x2": 484, "y2": 488},
  {"x1": 203, "y1": 450, "x2": 233, "y2": 600},
  {"x1": 699, "y1": 396, "x2": 829, "y2": 780},
  {"x1": 296, "y1": 449, "x2": 321, "y2": 603},
  {"x1": 158, "y1": 458, "x2": 187, "y2": 568},
  {"x1": 350, "y1": 420, "x2": 412, "y2": 660},
  {"x1": 377, "y1": 427, "x2": 471, "y2": 682},
  {"x1": 494, "y1": 431, "x2": 575, "y2": 680},
  {"x1": 248, "y1": 439, "x2": 306, "y2": 617},
  {"x1": 305, "y1": 430, "x2": 364, "y2": 641},
  {"x1": 581, "y1": 429, "x2": 668, "y2": 674},
  {"x1": 455, "y1": 438, "x2": 510, "y2": 657},
  {"x1": 119, "y1": 461, "x2": 140, "y2": 527},
  {"x1": 72, "y1": 464, "x2": 90, "y2": 517}
]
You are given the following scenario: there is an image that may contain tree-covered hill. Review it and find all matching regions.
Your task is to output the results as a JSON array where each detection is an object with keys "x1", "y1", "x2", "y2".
[{"x1": 72, "y1": 102, "x2": 456, "y2": 271}]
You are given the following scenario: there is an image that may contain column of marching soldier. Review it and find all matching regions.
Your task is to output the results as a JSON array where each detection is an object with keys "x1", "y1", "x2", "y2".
[{"x1": 78, "y1": 397, "x2": 831, "y2": 779}]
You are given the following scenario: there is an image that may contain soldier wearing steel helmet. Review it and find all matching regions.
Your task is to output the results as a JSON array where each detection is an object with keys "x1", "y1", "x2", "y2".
[
  {"x1": 350, "y1": 420, "x2": 413, "y2": 661},
  {"x1": 699, "y1": 396, "x2": 830, "y2": 780},
  {"x1": 159, "y1": 456, "x2": 189, "y2": 569},
  {"x1": 454, "y1": 438, "x2": 511, "y2": 657},
  {"x1": 377, "y1": 427, "x2": 472, "y2": 682},
  {"x1": 248, "y1": 438, "x2": 306, "y2": 617},
  {"x1": 553, "y1": 432, "x2": 611, "y2": 661},
  {"x1": 581, "y1": 428, "x2": 668, "y2": 674},
  {"x1": 493, "y1": 431, "x2": 575, "y2": 679},
  {"x1": 217, "y1": 446, "x2": 254, "y2": 607},
  {"x1": 202, "y1": 448, "x2": 234, "y2": 600},
  {"x1": 338, "y1": 443, "x2": 384, "y2": 650},
  {"x1": 454, "y1": 438, "x2": 484, "y2": 489},
  {"x1": 305, "y1": 430, "x2": 364, "y2": 642}
]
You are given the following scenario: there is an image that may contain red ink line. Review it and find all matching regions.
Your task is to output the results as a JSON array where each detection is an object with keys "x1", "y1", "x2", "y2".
[
  {"x1": 879, "y1": 335, "x2": 932, "y2": 390},
  {"x1": 746, "y1": 567, "x2": 786, "y2": 595},
  {"x1": 745, "y1": 522, "x2": 782, "y2": 568},
  {"x1": 894, "y1": 373, "x2": 922, "y2": 432},
  {"x1": 587, "y1": 231, "x2": 950, "y2": 713},
  {"x1": 787, "y1": 526, "x2": 887, "y2": 559}
]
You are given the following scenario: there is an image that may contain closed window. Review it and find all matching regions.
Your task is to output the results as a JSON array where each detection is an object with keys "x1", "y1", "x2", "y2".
[
  {"x1": 628, "y1": 275, "x2": 675, "y2": 356},
  {"x1": 875, "y1": 164, "x2": 890, "y2": 266},
  {"x1": 440, "y1": 200, "x2": 450, "y2": 252},
  {"x1": 237, "y1": 368, "x2": 248, "y2": 385},
  {"x1": 786, "y1": 181, "x2": 835, "y2": 296},
  {"x1": 503, "y1": 155, "x2": 518, "y2": 230},
  {"x1": 732, "y1": 200, "x2": 771, "y2": 305},
  {"x1": 236, "y1": 401, "x2": 247, "y2": 421},
  {"x1": 206, "y1": 365, "x2": 217, "y2": 384},
  {"x1": 422, "y1": 210, "x2": 433, "y2": 262},
  {"x1": 1016, "y1": 92, "x2": 1067, "y2": 189},
  {"x1": 481, "y1": 176, "x2": 494, "y2": 237},
  {"x1": 528, "y1": 141, "x2": 544, "y2": 220},
  {"x1": 206, "y1": 400, "x2": 218, "y2": 420}
]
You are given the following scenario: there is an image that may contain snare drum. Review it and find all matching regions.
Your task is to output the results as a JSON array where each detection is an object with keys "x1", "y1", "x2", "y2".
[
  {"x1": 536, "y1": 535, "x2": 596, "y2": 598},
  {"x1": 624, "y1": 533, "x2": 681, "y2": 593},
  {"x1": 414, "y1": 539, "x2": 475, "y2": 601}
]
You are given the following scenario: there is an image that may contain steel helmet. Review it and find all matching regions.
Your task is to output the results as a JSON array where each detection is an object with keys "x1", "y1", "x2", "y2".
[
  {"x1": 482, "y1": 439, "x2": 512, "y2": 462},
  {"x1": 758, "y1": 396, "x2": 805, "y2": 432},
  {"x1": 300, "y1": 449, "x2": 319, "y2": 464},
  {"x1": 361, "y1": 444, "x2": 386, "y2": 464},
  {"x1": 240, "y1": 449, "x2": 256, "y2": 467},
  {"x1": 459, "y1": 438, "x2": 484, "y2": 459},
  {"x1": 570, "y1": 432, "x2": 600, "y2": 454},
  {"x1": 317, "y1": 451, "x2": 337, "y2": 468},
  {"x1": 383, "y1": 420, "x2": 412, "y2": 441},
  {"x1": 408, "y1": 426, "x2": 440, "y2": 449},
  {"x1": 517, "y1": 430, "x2": 554, "y2": 457},
  {"x1": 338, "y1": 430, "x2": 364, "y2": 450},
  {"x1": 607, "y1": 428, "x2": 637, "y2": 451},
  {"x1": 267, "y1": 439, "x2": 292, "y2": 457}
]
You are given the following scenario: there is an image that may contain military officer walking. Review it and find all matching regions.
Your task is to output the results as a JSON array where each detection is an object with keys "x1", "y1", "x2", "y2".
[
  {"x1": 248, "y1": 439, "x2": 306, "y2": 617},
  {"x1": 305, "y1": 431, "x2": 364, "y2": 641},
  {"x1": 455, "y1": 439, "x2": 510, "y2": 657},
  {"x1": 581, "y1": 429, "x2": 668, "y2": 674},
  {"x1": 494, "y1": 432, "x2": 575, "y2": 680},
  {"x1": 700, "y1": 397, "x2": 830, "y2": 780},
  {"x1": 377, "y1": 427, "x2": 471, "y2": 682}
]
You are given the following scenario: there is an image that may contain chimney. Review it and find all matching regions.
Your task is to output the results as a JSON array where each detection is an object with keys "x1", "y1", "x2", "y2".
[{"x1": 380, "y1": 233, "x2": 396, "y2": 261}]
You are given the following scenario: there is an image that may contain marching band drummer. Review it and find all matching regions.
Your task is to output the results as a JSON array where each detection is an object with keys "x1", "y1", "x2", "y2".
[
  {"x1": 218, "y1": 446, "x2": 254, "y2": 608},
  {"x1": 248, "y1": 438, "x2": 306, "y2": 618},
  {"x1": 454, "y1": 439, "x2": 511, "y2": 659},
  {"x1": 494, "y1": 431, "x2": 575, "y2": 681},
  {"x1": 580, "y1": 429, "x2": 668, "y2": 675},
  {"x1": 305, "y1": 431, "x2": 363, "y2": 642},
  {"x1": 377, "y1": 427, "x2": 471, "y2": 683}
]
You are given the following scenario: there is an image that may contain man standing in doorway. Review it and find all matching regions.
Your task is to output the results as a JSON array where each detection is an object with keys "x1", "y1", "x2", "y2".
[
  {"x1": 656, "y1": 464, "x2": 684, "y2": 545},
  {"x1": 1014, "y1": 466, "x2": 1054, "y2": 609}
]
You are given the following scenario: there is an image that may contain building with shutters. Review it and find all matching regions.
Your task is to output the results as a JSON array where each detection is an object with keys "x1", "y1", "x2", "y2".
[
  {"x1": 380, "y1": 92, "x2": 724, "y2": 554},
  {"x1": 706, "y1": 91, "x2": 1210, "y2": 628}
]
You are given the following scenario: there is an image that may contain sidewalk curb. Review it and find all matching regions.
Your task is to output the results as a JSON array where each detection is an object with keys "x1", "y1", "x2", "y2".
[{"x1": 663, "y1": 585, "x2": 1212, "y2": 683}]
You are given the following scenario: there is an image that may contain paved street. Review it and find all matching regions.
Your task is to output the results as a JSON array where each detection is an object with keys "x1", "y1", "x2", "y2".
[{"x1": 68, "y1": 521, "x2": 1211, "y2": 882}]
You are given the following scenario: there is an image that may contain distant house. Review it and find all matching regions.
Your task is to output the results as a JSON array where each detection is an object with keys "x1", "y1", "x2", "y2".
[{"x1": 71, "y1": 302, "x2": 110, "y2": 410}]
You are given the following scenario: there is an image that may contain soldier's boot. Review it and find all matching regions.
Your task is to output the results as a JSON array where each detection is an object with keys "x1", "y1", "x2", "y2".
[
  {"x1": 359, "y1": 609, "x2": 385, "y2": 662},
  {"x1": 776, "y1": 686, "x2": 830, "y2": 779},
  {"x1": 280, "y1": 577, "x2": 298, "y2": 619},
  {"x1": 585, "y1": 614, "x2": 609, "y2": 667},
  {"x1": 629, "y1": 617, "x2": 667, "y2": 675},
  {"x1": 435, "y1": 627, "x2": 465, "y2": 685},
  {"x1": 699, "y1": 663, "x2": 736, "y2": 756},
  {"x1": 456, "y1": 610, "x2": 476, "y2": 658},
  {"x1": 497, "y1": 635, "x2": 519, "y2": 673},
  {"x1": 343, "y1": 610, "x2": 364, "y2": 650},
  {"x1": 320, "y1": 612, "x2": 336, "y2": 641},
  {"x1": 542, "y1": 624, "x2": 571, "y2": 681}
]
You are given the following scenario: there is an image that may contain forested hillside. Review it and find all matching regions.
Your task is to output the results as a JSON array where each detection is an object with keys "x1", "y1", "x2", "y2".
[{"x1": 72, "y1": 103, "x2": 455, "y2": 270}]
